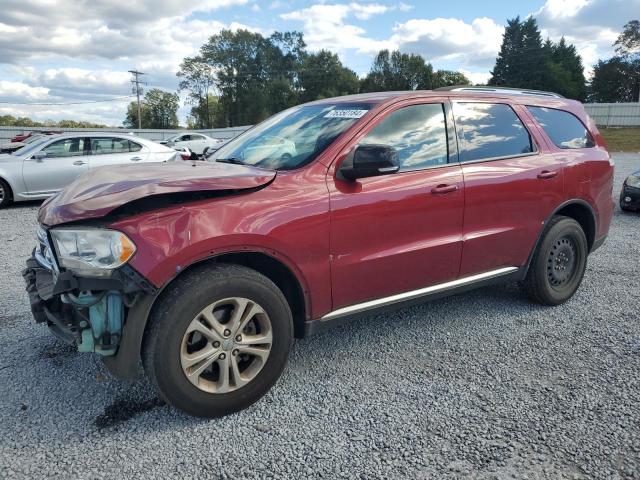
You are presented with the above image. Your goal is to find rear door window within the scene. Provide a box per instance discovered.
[527,106,595,149]
[454,103,534,162]
[90,137,133,155]
[360,103,449,171]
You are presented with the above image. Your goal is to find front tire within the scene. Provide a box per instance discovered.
[0,179,12,208]
[522,216,588,306]
[143,263,293,418]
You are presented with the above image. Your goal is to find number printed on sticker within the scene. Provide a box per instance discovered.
[324,109,369,119]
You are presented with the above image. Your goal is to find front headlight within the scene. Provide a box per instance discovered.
[626,175,640,188]
[50,229,136,277]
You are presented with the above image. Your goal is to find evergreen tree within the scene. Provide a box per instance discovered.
[489,17,524,86]
[519,17,546,89]
[489,17,586,99]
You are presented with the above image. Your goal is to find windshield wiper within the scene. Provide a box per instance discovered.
[215,157,246,165]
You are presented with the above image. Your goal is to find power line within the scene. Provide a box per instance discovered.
[0,95,136,106]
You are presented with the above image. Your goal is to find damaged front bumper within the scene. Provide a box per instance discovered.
[23,247,158,379]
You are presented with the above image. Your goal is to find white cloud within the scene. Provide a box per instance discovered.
[535,0,638,74]
[0,81,50,101]
[398,3,414,12]
[390,17,504,68]
[349,3,390,20]
[281,3,394,55]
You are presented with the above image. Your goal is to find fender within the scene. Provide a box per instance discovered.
[103,247,311,381]
[522,198,597,276]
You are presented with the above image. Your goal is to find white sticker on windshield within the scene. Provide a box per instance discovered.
[324,109,369,119]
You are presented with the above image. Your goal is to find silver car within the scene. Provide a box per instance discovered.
[0,133,180,208]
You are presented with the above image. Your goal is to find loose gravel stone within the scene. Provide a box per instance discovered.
[0,154,639,479]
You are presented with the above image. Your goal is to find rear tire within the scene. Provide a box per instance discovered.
[0,179,12,208]
[522,216,588,306]
[143,263,293,418]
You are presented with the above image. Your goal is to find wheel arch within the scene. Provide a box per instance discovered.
[523,199,597,276]
[104,249,310,381]
[0,174,14,201]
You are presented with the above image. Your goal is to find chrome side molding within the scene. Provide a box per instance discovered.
[321,267,519,321]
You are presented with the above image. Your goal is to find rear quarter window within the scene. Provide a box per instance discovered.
[527,106,595,149]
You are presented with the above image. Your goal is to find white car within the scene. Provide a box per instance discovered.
[241,135,296,164]
[160,133,226,156]
[0,133,180,208]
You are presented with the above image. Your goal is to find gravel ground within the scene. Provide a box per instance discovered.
[0,154,639,479]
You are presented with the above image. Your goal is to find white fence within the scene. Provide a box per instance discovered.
[0,125,251,146]
[584,103,640,127]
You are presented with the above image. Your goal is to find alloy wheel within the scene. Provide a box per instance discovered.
[180,297,272,394]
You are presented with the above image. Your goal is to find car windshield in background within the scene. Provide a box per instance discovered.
[209,103,373,170]
[12,137,52,156]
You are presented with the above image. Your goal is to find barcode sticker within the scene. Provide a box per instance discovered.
[324,109,369,119]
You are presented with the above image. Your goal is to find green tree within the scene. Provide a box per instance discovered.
[588,20,640,102]
[614,20,640,57]
[298,50,359,102]
[490,17,586,99]
[199,29,305,127]
[589,57,640,102]
[543,37,587,100]
[177,56,216,128]
[360,50,434,92]
[124,88,179,129]
[432,70,471,88]
[489,17,524,86]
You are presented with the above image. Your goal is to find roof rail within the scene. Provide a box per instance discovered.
[435,85,564,99]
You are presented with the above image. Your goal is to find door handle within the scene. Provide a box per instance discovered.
[130,156,143,162]
[73,160,86,166]
[431,184,458,194]
[537,170,558,180]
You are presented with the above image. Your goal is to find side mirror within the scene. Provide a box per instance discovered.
[33,151,47,162]
[339,144,399,181]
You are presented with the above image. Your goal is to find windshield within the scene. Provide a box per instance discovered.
[209,103,373,170]
[12,137,52,156]
[164,134,182,142]
[23,135,44,144]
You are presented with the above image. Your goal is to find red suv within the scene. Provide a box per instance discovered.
[24,87,614,417]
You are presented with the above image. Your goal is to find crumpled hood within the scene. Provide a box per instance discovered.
[38,161,276,226]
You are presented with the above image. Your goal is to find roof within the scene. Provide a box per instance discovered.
[311,88,579,109]
[44,132,141,140]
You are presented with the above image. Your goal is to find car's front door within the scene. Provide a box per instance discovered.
[327,99,465,310]
[187,134,207,154]
[23,137,89,195]
[451,101,565,277]
[87,137,150,168]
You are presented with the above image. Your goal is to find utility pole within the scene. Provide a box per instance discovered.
[128,70,146,129]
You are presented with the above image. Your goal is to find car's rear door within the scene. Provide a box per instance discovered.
[451,100,565,276]
[327,98,465,310]
[87,137,150,168]
[23,137,89,195]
